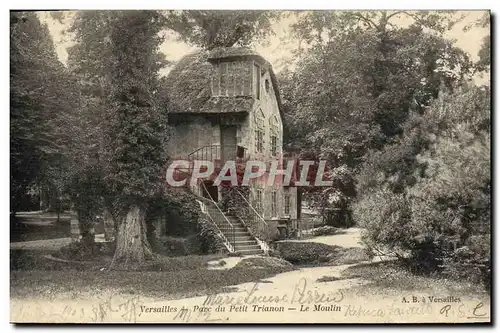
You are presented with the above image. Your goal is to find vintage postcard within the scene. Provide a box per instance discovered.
[10,9,491,324]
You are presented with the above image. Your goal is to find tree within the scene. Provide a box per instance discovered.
[466,12,490,73]
[281,11,473,225]
[66,10,171,258]
[65,10,120,242]
[354,85,490,283]
[102,11,170,269]
[10,12,78,214]
[163,10,279,50]
[289,11,472,137]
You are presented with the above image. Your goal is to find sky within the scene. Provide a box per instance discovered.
[37,10,490,82]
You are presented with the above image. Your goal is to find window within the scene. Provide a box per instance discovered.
[271,191,277,217]
[212,61,252,97]
[270,115,279,132]
[269,115,279,156]
[254,108,265,153]
[255,130,264,153]
[253,63,261,100]
[271,135,277,156]
[255,189,263,214]
[284,187,290,215]
[265,79,270,93]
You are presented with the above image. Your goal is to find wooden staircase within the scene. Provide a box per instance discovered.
[204,203,264,255]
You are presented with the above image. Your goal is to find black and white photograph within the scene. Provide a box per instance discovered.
[8,9,491,323]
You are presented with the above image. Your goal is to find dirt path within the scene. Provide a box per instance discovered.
[294,228,365,248]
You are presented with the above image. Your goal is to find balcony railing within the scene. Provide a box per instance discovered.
[188,144,247,162]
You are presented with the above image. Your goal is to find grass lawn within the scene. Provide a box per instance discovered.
[10,250,293,300]
[340,260,489,298]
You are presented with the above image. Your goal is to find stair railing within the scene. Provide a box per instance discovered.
[234,188,270,243]
[200,181,236,251]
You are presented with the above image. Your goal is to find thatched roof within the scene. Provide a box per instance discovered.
[165,47,284,120]
[207,47,267,63]
[164,50,213,114]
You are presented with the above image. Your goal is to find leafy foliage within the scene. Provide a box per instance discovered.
[310,226,339,237]
[10,12,79,213]
[354,86,490,285]
[164,10,279,50]
[197,215,228,254]
[101,11,170,203]
[276,242,338,264]
[281,10,473,226]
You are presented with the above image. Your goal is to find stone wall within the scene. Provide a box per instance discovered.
[168,117,221,159]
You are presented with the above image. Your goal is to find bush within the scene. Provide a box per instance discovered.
[234,257,293,269]
[276,242,339,265]
[274,241,371,266]
[154,235,201,256]
[197,215,228,255]
[220,186,250,219]
[442,235,491,290]
[56,241,115,261]
[147,189,200,237]
[354,87,491,287]
[328,247,372,265]
[310,226,339,236]
[147,189,229,256]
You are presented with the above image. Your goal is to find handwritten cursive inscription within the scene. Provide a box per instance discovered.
[203,277,343,307]
[91,294,142,323]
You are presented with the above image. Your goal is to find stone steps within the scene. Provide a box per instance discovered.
[237,248,264,255]
[205,203,264,255]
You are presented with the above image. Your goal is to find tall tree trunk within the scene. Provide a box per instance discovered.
[110,204,154,270]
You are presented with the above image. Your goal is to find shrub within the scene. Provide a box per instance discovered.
[354,87,491,287]
[234,257,293,269]
[310,225,339,236]
[197,215,228,255]
[56,241,115,261]
[441,234,491,290]
[328,247,372,265]
[276,242,339,265]
[155,190,200,237]
[155,235,201,256]
[147,189,230,256]
[220,186,250,219]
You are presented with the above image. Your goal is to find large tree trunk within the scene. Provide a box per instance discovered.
[110,204,154,270]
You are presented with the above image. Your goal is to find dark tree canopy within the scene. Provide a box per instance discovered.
[280,10,474,226]
[10,12,78,213]
[164,10,278,50]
